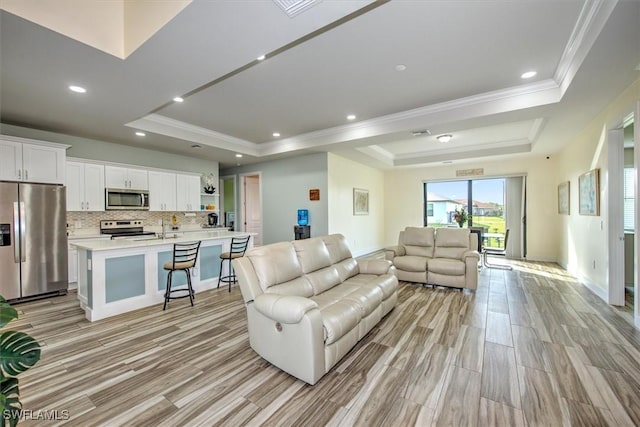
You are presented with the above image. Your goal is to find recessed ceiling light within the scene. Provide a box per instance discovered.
[257,55,266,61]
[346,114,356,121]
[395,64,407,71]
[135,131,146,137]
[443,160,453,164]
[191,144,202,149]
[69,85,86,93]
[272,132,281,137]
[521,71,537,79]
[437,134,453,143]
[235,154,243,158]
[173,96,184,103]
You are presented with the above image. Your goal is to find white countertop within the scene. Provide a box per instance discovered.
[71,231,252,251]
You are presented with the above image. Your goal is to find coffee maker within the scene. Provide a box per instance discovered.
[208,212,218,227]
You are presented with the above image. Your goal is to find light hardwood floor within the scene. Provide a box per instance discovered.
[10,261,640,426]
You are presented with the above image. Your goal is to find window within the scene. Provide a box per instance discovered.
[427,203,434,217]
[624,167,635,231]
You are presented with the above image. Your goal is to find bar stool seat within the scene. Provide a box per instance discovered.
[218,235,251,292]
[163,241,201,310]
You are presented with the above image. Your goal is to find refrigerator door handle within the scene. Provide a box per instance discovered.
[13,202,20,263]
[19,202,26,262]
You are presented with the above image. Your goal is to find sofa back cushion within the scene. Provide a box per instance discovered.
[402,227,435,257]
[293,237,332,273]
[433,228,470,260]
[247,242,313,297]
[322,234,359,281]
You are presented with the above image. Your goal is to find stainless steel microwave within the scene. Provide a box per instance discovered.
[105,188,149,210]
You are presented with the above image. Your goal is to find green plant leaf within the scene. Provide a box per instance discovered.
[0,331,41,378]
[0,377,21,427]
[0,301,18,329]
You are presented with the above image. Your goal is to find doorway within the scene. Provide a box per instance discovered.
[219,175,236,230]
[241,173,262,246]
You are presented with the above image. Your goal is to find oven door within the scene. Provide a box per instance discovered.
[105,189,149,210]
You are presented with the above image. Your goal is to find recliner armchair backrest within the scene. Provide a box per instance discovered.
[401,227,435,257]
[433,228,471,260]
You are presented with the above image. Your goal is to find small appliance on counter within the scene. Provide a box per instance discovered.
[100,219,156,240]
[208,212,218,227]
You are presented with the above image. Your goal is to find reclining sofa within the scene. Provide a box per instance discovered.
[385,227,479,290]
[233,234,398,385]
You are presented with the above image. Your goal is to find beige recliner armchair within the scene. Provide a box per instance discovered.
[385,227,479,290]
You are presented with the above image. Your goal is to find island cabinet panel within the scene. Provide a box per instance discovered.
[200,245,222,280]
[157,251,188,291]
[105,255,145,302]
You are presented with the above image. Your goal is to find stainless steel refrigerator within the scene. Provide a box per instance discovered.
[0,182,68,301]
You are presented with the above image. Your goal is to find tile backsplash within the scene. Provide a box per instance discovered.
[67,211,213,230]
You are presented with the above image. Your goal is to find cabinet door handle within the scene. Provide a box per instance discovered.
[25,170,28,180]
[86,201,89,210]
[81,202,84,210]
[17,169,21,180]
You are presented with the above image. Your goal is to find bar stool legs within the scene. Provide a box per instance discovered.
[163,269,195,310]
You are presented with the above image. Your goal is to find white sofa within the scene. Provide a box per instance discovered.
[385,227,480,290]
[233,234,398,385]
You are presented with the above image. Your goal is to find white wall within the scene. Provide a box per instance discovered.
[384,156,559,262]
[327,153,385,256]
[221,153,328,244]
[556,79,640,300]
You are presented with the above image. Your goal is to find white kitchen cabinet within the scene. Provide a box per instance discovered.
[0,136,67,184]
[176,174,201,211]
[66,161,105,211]
[105,165,148,190]
[148,171,176,211]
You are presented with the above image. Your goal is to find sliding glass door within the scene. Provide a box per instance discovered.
[424,177,524,257]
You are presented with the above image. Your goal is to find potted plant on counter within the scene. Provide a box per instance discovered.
[0,295,41,426]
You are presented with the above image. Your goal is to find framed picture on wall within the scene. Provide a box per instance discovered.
[578,169,600,216]
[353,188,369,215]
[558,181,570,215]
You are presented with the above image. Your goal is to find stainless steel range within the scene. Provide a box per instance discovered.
[100,219,156,240]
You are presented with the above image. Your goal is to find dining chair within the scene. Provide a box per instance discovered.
[163,241,201,310]
[218,235,251,292]
[483,229,512,270]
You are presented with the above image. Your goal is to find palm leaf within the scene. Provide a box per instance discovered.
[0,301,18,329]
[0,331,41,378]
[0,377,21,427]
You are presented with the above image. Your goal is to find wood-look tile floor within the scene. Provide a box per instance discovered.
[11,261,640,426]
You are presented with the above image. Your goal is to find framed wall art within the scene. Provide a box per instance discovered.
[353,188,369,215]
[578,168,600,216]
[558,181,570,215]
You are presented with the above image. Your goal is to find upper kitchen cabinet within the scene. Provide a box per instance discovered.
[148,171,176,211]
[176,174,201,211]
[0,136,68,184]
[66,161,105,211]
[105,165,148,190]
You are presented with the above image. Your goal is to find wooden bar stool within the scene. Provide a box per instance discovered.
[163,241,201,310]
[218,235,251,292]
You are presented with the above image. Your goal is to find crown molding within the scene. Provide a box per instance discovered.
[554,0,618,93]
[393,143,532,167]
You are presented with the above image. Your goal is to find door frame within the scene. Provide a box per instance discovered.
[239,171,263,245]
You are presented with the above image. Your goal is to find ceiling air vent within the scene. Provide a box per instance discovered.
[273,0,322,17]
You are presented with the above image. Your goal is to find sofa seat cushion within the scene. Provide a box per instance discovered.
[428,258,465,276]
[315,299,361,345]
[343,274,397,300]
[393,255,428,272]
[312,283,381,318]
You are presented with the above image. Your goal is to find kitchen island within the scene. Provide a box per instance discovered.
[71,230,253,321]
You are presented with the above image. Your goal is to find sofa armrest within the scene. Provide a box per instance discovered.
[358,259,394,275]
[463,250,480,261]
[253,294,318,324]
[384,245,405,260]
